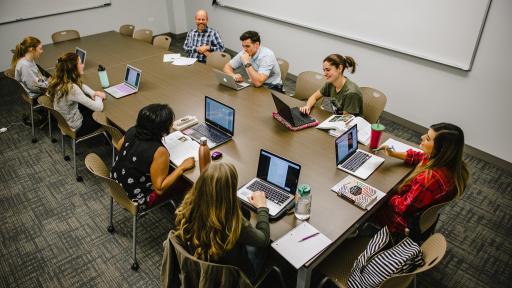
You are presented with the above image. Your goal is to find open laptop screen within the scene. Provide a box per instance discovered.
[335,124,358,164]
[124,65,141,88]
[256,149,301,193]
[205,96,235,135]
[75,47,86,64]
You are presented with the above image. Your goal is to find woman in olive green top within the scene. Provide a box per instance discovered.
[300,54,363,116]
[174,162,269,282]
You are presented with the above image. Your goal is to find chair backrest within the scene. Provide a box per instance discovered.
[119,24,135,37]
[419,201,451,233]
[360,86,387,124]
[277,58,289,83]
[92,111,124,146]
[133,29,153,44]
[293,71,324,101]
[51,30,80,43]
[37,95,76,138]
[168,233,254,288]
[84,153,138,215]
[153,35,172,50]
[4,68,15,79]
[379,233,447,288]
[5,68,33,103]
[206,51,232,71]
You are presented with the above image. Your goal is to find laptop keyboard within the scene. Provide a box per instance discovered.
[341,151,372,172]
[192,123,229,144]
[116,84,135,94]
[291,108,313,126]
[247,180,290,205]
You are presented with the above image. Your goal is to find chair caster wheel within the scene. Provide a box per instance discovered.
[64,155,70,161]
[107,225,115,233]
[131,262,139,271]
[76,176,83,182]
[51,138,57,143]
[31,138,37,143]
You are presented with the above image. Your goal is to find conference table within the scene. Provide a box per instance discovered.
[38,31,415,288]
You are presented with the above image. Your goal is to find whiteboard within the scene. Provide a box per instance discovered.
[0,0,111,25]
[216,0,491,71]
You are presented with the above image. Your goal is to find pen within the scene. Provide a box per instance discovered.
[298,232,320,242]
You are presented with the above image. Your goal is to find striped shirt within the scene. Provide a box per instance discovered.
[183,27,224,62]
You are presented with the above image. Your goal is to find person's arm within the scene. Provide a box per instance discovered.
[81,83,106,101]
[300,90,323,114]
[182,31,195,56]
[224,53,244,82]
[18,62,46,93]
[238,191,270,247]
[242,53,272,87]
[150,147,195,195]
[69,84,104,112]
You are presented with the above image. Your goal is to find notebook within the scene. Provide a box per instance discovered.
[183,96,235,149]
[104,65,142,99]
[335,124,384,180]
[213,69,250,90]
[272,93,316,127]
[331,175,385,210]
[75,47,86,66]
[237,149,301,219]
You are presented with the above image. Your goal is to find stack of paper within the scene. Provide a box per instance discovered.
[162,131,199,165]
[163,53,181,62]
[381,138,421,153]
[327,116,371,145]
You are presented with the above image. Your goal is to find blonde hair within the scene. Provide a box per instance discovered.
[11,36,41,69]
[174,162,243,261]
[47,52,82,102]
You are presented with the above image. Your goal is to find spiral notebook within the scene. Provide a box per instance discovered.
[331,175,386,210]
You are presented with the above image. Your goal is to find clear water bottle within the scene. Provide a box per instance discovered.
[198,137,211,173]
[295,184,312,220]
[98,65,110,88]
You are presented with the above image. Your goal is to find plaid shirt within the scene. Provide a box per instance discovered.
[183,27,224,62]
[376,149,455,233]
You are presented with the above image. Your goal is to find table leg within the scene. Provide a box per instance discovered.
[296,266,312,288]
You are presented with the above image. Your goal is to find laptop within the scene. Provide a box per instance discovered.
[237,149,301,219]
[271,93,316,127]
[335,124,385,180]
[75,47,86,66]
[183,96,235,149]
[213,69,250,90]
[104,65,142,99]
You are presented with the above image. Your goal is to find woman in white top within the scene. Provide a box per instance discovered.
[11,36,49,98]
[47,52,106,137]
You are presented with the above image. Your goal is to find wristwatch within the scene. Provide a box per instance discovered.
[244,62,252,68]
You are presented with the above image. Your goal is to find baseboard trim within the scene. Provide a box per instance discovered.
[381,111,512,172]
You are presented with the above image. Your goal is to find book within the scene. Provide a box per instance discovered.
[327,116,372,145]
[316,114,354,130]
[271,222,332,269]
[162,131,199,165]
[331,175,385,210]
[381,138,422,153]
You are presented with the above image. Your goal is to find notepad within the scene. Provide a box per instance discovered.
[172,57,197,66]
[163,53,181,62]
[162,131,199,165]
[381,138,421,153]
[271,222,332,269]
[331,175,385,210]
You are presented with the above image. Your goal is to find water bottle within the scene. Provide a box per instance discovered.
[295,184,312,220]
[198,137,211,173]
[98,65,110,88]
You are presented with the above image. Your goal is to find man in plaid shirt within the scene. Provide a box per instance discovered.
[183,9,225,63]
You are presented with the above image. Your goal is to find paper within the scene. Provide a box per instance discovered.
[171,57,197,66]
[316,114,354,130]
[331,175,386,210]
[271,222,332,269]
[326,116,371,145]
[162,131,199,165]
[381,138,421,153]
[163,53,181,62]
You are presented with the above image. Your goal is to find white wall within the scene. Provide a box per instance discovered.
[167,0,187,34]
[0,0,171,70]
[183,0,511,163]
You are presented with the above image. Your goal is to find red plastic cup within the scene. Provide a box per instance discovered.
[370,123,385,149]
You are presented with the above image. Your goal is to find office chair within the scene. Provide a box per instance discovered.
[153,35,172,50]
[85,153,179,271]
[51,30,80,43]
[360,87,387,124]
[206,51,232,71]
[316,233,447,288]
[119,24,135,37]
[92,111,124,166]
[277,57,289,85]
[37,95,106,182]
[293,71,324,101]
[133,29,153,44]
[163,232,286,288]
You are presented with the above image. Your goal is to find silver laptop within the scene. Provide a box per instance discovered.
[104,65,142,99]
[213,69,250,90]
[75,47,86,66]
[335,125,384,180]
[237,149,301,219]
[183,96,235,149]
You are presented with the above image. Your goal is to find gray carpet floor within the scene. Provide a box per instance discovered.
[1,38,511,287]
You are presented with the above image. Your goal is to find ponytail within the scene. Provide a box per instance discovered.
[10,36,42,69]
[323,54,357,74]
[48,52,81,102]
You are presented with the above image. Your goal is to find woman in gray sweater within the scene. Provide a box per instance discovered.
[11,36,49,99]
[47,52,106,137]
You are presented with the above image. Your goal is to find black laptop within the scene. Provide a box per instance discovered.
[271,93,316,127]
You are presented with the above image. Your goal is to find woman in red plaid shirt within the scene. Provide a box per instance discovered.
[374,122,469,236]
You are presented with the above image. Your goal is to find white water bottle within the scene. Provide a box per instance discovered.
[295,184,312,220]
[98,65,110,88]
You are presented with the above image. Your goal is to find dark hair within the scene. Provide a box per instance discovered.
[323,54,357,74]
[47,52,81,102]
[240,30,260,44]
[135,104,174,140]
[11,36,42,69]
